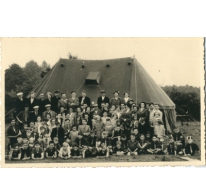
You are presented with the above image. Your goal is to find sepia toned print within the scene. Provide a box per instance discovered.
[0,38,205,167]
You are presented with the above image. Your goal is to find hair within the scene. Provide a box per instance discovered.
[154,103,159,106]
[72,125,77,129]
[71,91,76,94]
[123,92,129,96]
[149,102,154,106]
[49,141,55,145]
[113,91,119,95]
[152,135,157,138]
[61,93,66,96]
[139,102,146,108]
[82,118,87,122]
[106,118,111,121]
[140,134,145,138]
[55,122,60,126]
[133,127,138,131]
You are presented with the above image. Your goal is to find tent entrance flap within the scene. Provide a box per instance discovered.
[85,71,101,85]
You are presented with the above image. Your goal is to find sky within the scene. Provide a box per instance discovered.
[1,38,204,87]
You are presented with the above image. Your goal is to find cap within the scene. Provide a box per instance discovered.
[54,89,60,93]
[101,90,106,93]
[40,93,44,96]
[17,92,23,96]
[45,104,51,108]
[33,106,39,109]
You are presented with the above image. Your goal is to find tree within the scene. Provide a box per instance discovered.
[40,60,51,78]
[5,64,26,92]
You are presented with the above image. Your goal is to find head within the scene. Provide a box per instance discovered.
[152,135,157,142]
[124,92,129,98]
[73,144,79,151]
[106,118,111,126]
[116,124,121,131]
[30,92,35,98]
[116,143,121,149]
[30,122,35,128]
[54,90,60,97]
[120,103,125,110]
[187,136,193,144]
[140,102,146,108]
[17,137,23,143]
[40,93,44,99]
[154,103,160,110]
[26,128,32,136]
[13,144,19,151]
[77,107,82,113]
[173,127,180,134]
[130,133,136,141]
[56,122,61,129]
[96,115,101,121]
[22,143,29,149]
[61,93,66,100]
[140,134,145,141]
[10,119,16,126]
[57,114,62,119]
[81,90,86,97]
[60,106,65,112]
[133,106,138,112]
[49,141,55,149]
[17,92,23,99]
[29,137,35,144]
[149,103,154,110]
[62,142,69,150]
[113,91,119,97]
[101,102,106,108]
[146,132,151,138]
[90,131,95,137]
[37,116,41,122]
[133,128,138,135]
[53,137,59,144]
[71,91,76,97]
[84,113,89,119]
[86,106,91,113]
[23,123,28,130]
[46,105,51,111]
[82,119,87,125]
[47,92,52,99]
[40,127,45,134]
[34,142,40,149]
[168,137,174,144]
[72,125,77,131]
[65,137,71,144]
[103,111,108,117]
[154,112,160,118]
[51,118,56,125]
[24,105,29,111]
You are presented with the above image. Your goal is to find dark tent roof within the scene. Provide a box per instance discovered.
[32,57,175,109]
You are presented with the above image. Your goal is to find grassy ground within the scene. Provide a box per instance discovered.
[4,121,201,164]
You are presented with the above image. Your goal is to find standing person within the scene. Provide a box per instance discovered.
[148,103,155,122]
[97,90,110,109]
[51,90,61,113]
[122,92,132,106]
[16,104,31,129]
[79,90,91,107]
[110,91,122,108]
[7,119,21,149]
[42,104,57,119]
[137,102,148,122]
[154,120,165,141]
[27,92,39,111]
[58,93,68,111]
[68,91,79,111]
[15,92,27,115]
[153,103,163,120]
[38,93,45,115]
[78,119,91,145]
[30,106,41,123]
[44,92,53,110]
[138,117,150,136]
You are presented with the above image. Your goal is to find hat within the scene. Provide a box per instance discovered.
[91,103,98,107]
[54,89,60,93]
[33,106,39,109]
[101,90,106,93]
[40,93,44,96]
[17,92,23,96]
[45,104,51,108]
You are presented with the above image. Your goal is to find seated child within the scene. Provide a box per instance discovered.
[147,135,164,155]
[35,116,42,134]
[171,126,185,155]
[112,124,123,146]
[23,128,34,140]
[138,134,149,155]
[69,125,79,146]
[127,133,138,155]
[96,142,108,157]
[37,136,46,149]
[110,113,118,128]
[164,136,177,155]
[184,136,200,156]
[120,134,128,149]
[75,115,82,127]
[131,128,140,141]
[8,144,21,160]
[53,137,61,154]
[28,137,35,149]
[33,127,39,141]
[21,142,32,160]
[70,144,81,158]
[39,126,46,139]
[113,143,124,155]
[31,142,44,160]
[43,133,51,150]
[20,123,28,138]
[16,137,23,149]
[59,142,71,159]
[45,141,57,158]
[145,131,152,144]
[88,131,97,147]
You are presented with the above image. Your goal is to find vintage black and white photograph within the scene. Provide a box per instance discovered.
[1,38,205,167]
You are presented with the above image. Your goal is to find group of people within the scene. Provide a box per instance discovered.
[6,89,200,161]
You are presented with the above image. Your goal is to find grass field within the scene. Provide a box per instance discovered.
[4,121,202,164]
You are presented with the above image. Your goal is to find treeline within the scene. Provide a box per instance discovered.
[161,85,200,120]
[5,60,51,114]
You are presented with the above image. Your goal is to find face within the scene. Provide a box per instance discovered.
[30,122,34,127]
[116,126,121,131]
[57,114,61,118]
[54,139,58,143]
[17,138,23,143]
[106,120,111,125]
[174,128,179,134]
[29,138,34,143]
[96,116,101,121]
[23,124,28,129]
[188,139,193,144]
[124,93,129,97]
[155,112,159,117]
[105,103,109,107]
[11,120,15,126]
[146,134,151,138]
[131,135,135,141]
[121,104,125,109]
[73,147,78,151]
[133,107,137,111]
[60,107,65,111]
[140,120,145,125]
[86,107,91,112]
[72,126,77,131]
[140,103,145,108]
[51,119,55,125]
[77,108,81,112]
[85,115,88,119]
[155,105,159,110]
[152,137,157,142]
[40,129,45,134]
[35,144,40,149]
[26,131,32,136]
[82,92,86,97]
[46,107,51,111]
[49,143,54,149]
[40,94,44,99]
[149,104,154,110]
[37,117,41,122]
[114,92,118,97]
[69,108,73,112]
[25,107,29,111]
[82,120,87,125]
[90,133,95,137]
[133,129,138,134]
[140,135,145,141]
[117,144,121,149]
[103,112,107,116]
[30,93,35,98]
[54,92,59,97]
[71,92,76,97]
[56,124,61,129]
[23,144,28,149]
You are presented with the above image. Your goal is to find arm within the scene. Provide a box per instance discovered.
[40,152,44,159]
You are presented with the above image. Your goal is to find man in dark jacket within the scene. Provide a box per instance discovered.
[79,90,91,107]
[51,122,65,145]
[38,93,45,116]
[97,90,110,109]
[27,92,39,111]
[15,92,28,115]
[30,106,41,123]
[51,90,61,113]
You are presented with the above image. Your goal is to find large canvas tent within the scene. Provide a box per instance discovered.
[32,57,176,132]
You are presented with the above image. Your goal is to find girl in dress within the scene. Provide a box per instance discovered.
[93,115,104,140]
